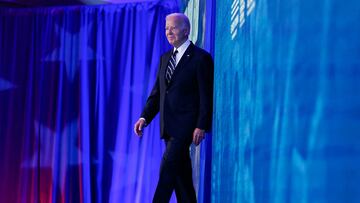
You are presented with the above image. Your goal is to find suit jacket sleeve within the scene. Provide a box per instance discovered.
[140,62,161,124]
[196,53,214,131]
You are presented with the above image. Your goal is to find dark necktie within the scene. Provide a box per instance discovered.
[165,50,178,84]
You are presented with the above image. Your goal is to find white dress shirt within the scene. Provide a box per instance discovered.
[173,39,191,66]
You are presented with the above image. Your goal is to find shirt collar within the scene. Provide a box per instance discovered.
[173,39,191,55]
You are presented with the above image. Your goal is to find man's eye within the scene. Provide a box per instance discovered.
[166,27,177,31]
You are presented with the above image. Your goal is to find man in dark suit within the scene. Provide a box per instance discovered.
[134,13,213,203]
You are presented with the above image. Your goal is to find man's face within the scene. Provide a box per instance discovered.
[165,16,189,48]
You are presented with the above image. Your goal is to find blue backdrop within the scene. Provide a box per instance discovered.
[0,2,181,202]
[212,0,360,202]
[2,0,359,202]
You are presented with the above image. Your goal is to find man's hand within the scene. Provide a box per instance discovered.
[193,128,205,146]
[134,118,146,137]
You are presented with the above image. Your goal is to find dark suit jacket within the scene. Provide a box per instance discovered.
[141,42,214,141]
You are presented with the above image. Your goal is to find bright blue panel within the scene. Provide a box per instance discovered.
[213,0,360,202]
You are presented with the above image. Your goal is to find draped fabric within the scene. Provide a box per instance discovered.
[0,2,181,202]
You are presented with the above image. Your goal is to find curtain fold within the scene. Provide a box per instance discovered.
[0,2,178,202]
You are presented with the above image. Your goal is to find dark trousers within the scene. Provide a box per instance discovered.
[152,136,197,203]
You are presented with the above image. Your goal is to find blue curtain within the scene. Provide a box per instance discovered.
[0,2,179,202]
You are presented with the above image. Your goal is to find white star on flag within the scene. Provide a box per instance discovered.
[42,22,103,81]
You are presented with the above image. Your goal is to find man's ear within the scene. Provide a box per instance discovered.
[184,28,190,36]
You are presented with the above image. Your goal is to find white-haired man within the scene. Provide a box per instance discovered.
[134,13,214,202]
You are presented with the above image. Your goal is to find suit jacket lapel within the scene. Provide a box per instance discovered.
[168,43,194,85]
[161,50,172,87]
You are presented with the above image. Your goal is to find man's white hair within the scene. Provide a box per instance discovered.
[166,13,191,31]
